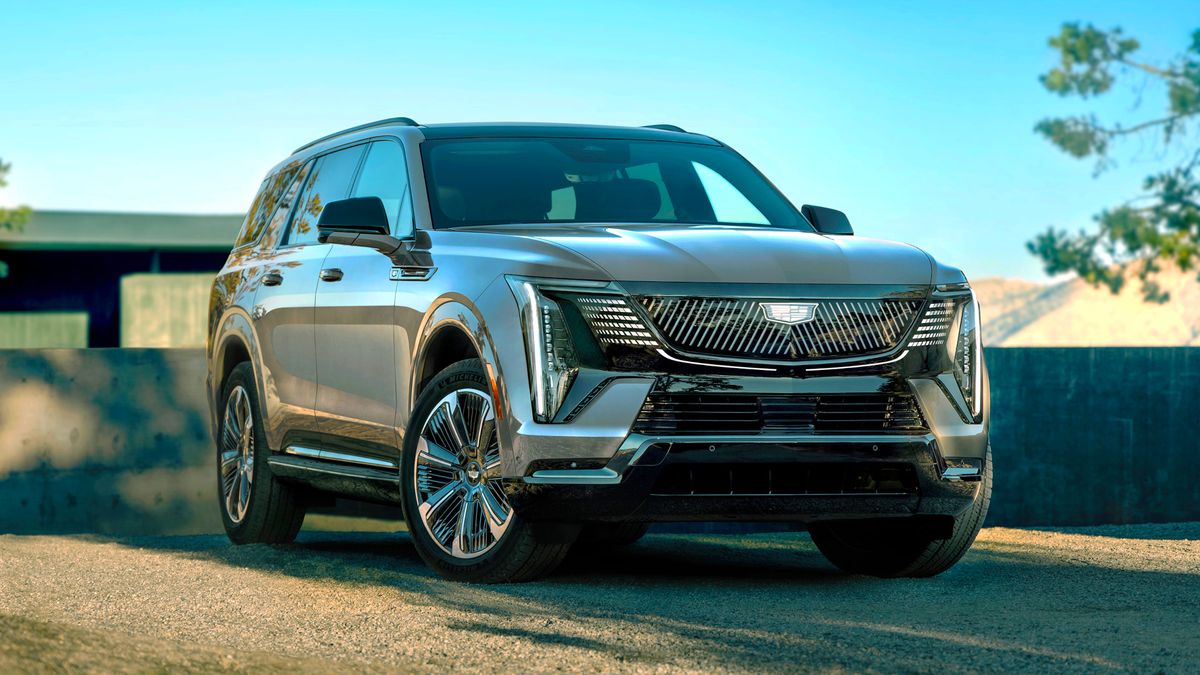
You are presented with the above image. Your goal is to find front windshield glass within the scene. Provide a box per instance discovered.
[421,138,810,230]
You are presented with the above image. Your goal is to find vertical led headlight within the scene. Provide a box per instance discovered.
[506,277,581,422]
[946,290,983,419]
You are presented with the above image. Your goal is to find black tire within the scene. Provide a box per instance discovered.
[576,522,651,548]
[809,445,993,578]
[401,359,575,583]
[217,362,306,544]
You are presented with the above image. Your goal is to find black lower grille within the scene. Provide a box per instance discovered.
[651,462,919,496]
[632,393,928,435]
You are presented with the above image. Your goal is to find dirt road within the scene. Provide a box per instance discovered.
[1,523,1197,673]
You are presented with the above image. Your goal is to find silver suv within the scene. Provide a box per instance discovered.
[207,119,991,582]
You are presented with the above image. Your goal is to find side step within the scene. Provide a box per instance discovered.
[268,455,397,482]
[267,455,403,505]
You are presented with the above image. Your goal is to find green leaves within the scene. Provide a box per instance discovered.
[0,158,31,232]
[1033,116,1106,158]
[1039,23,1139,98]
[1029,23,1200,302]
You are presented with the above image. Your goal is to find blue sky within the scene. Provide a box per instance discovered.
[1,0,1195,280]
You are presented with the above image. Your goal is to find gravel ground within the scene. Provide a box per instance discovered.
[1,523,1197,673]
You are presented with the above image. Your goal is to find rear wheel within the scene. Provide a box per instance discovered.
[809,445,992,577]
[217,362,306,544]
[401,359,575,583]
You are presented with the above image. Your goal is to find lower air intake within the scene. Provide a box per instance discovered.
[650,462,919,496]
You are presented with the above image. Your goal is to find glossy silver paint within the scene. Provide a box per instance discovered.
[206,121,986,496]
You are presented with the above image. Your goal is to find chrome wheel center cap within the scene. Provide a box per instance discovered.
[465,462,483,484]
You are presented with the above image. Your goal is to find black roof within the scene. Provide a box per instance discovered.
[418,122,718,144]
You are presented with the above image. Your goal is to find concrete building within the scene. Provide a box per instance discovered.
[0,210,241,347]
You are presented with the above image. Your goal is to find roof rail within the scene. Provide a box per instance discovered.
[293,117,420,154]
[643,124,687,133]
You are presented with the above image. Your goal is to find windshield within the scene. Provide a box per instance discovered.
[421,138,810,230]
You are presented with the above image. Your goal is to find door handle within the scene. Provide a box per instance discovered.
[320,268,344,282]
[261,271,284,286]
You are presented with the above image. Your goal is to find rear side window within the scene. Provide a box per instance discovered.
[260,162,312,248]
[352,140,413,237]
[234,163,304,248]
[283,145,367,246]
[233,179,270,248]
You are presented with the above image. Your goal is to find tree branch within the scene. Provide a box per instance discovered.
[1116,57,1184,80]
[1092,112,1198,138]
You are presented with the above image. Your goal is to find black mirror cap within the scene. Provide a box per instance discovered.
[801,204,853,235]
[317,197,390,241]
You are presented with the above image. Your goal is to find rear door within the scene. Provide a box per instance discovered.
[314,139,414,458]
[252,144,366,443]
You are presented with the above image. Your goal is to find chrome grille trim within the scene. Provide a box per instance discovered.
[908,299,954,347]
[575,296,660,347]
[637,296,922,360]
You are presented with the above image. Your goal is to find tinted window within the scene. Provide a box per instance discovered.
[352,140,413,237]
[233,178,269,248]
[283,145,366,246]
[260,162,311,248]
[422,138,807,230]
[235,163,304,248]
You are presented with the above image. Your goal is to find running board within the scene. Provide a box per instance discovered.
[267,455,398,483]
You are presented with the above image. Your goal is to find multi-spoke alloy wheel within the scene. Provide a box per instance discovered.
[219,384,255,523]
[401,359,575,583]
[216,362,305,544]
[414,388,512,559]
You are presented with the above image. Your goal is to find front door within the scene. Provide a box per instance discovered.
[255,143,367,447]
[314,139,414,460]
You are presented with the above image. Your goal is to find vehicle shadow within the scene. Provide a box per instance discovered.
[109,528,1200,672]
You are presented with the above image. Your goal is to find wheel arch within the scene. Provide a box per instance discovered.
[208,308,264,441]
[408,297,509,431]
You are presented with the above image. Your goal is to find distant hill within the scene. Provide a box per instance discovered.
[975,265,1200,346]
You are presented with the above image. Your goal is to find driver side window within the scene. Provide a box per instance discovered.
[352,140,414,238]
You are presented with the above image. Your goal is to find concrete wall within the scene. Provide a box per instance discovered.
[120,273,215,348]
[985,347,1200,526]
[0,347,1197,535]
[0,349,218,534]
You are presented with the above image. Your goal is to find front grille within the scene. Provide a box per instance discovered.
[632,393,928,435]
[638,296,921,360]
[651,462,918,496]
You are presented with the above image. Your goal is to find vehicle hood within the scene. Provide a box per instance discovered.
[458,223,934,285]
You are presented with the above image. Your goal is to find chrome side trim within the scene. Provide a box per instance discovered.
[283,445,398,469]
[524,468,621,485]
[284,445,322,460]
[390,266,437,281]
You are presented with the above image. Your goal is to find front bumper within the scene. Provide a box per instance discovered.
[499,364,990,523]
[505,433,981,523]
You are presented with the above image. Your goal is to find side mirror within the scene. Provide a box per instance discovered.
[317,197,404,256]
[801,204,853,235]
[317,197,390,236]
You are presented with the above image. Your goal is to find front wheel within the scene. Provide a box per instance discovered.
[809,445,993,578]
[401,359,574,583]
